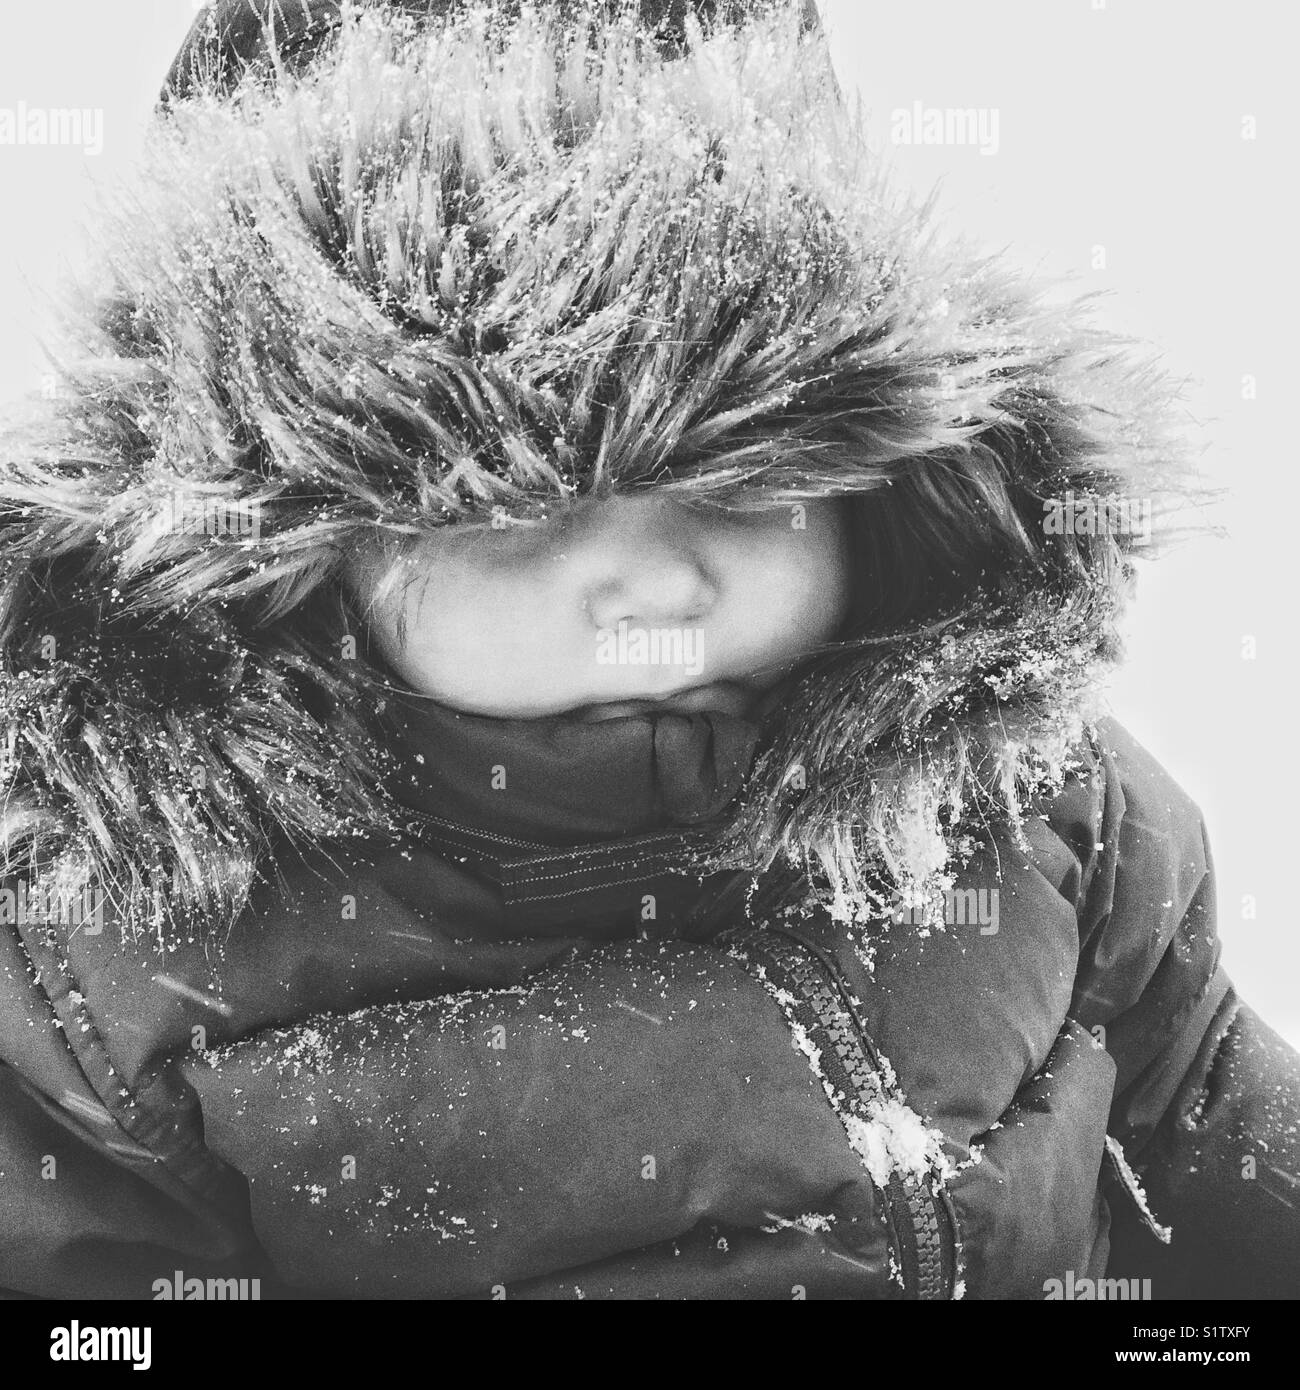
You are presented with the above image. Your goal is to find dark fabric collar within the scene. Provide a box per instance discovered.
[374,689,766,936]
[380,689,762,845]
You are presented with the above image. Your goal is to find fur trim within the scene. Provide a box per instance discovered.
[0,0,1198,945]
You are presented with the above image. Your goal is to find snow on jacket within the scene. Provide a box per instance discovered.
[0,0,1296,1298]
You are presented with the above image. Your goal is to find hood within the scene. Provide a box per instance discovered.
[0,0,1195,946]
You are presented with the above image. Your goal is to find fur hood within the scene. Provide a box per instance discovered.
[0,0,1195,946]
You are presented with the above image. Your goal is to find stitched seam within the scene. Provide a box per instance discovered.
[9,919,232,1203]
[505,869,701,905]
[401,808,549,852]
[504,851,693,880]
[408,809,709,869]
[505,853,698,894]
[507,833,710,871]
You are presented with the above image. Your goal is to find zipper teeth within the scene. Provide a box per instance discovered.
[788,937,950,1301]
[720,929,908,1291]
[767,924,955,1301]
[910,1184,946,1299]
[748,864,961,1299]
[723,924,955,1300]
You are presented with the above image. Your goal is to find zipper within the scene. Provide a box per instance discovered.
[720,916,960,1300]
[408,808,963,1293]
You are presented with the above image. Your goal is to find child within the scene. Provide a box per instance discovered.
[0,0,1295,1300]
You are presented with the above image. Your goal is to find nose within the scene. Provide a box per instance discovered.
[572,497,719,630]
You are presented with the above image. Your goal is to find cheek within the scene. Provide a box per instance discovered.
[399,562,511,666]
[729,506,852,646]
[367,546,569,700]
[348,547,456,677]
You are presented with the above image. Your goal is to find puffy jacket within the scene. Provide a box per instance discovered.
[2,697,1296,1299]
[2,0,1296,1300]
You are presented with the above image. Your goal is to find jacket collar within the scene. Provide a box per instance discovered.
[376,689,764,935]
[380,689,762,845]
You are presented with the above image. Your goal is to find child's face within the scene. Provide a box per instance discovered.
[346,495,852,720]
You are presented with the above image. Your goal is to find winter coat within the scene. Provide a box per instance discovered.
[1,693,1297,1299]
[1,0,1297,1299]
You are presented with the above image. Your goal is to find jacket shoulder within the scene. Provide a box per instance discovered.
[1037,719,1227,1143]
[1036,716,1212,951]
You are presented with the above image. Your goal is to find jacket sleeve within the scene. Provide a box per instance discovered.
[0,898,273,1300]
[177,935,891,1298]
[1051,718,1300,1298]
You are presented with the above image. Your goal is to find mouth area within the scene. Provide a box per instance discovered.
[566,681,758,724]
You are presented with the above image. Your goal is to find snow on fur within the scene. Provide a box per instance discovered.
[0,0,1197,946]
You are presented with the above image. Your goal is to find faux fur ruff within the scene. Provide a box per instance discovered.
[0,0,1196,947]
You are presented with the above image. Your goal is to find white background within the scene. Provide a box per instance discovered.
[0,0,1295,1044]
